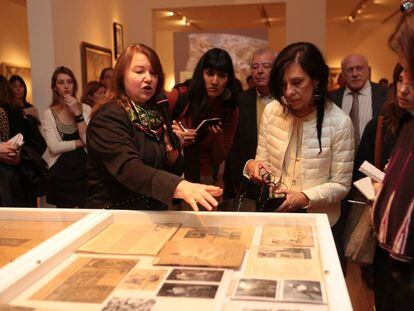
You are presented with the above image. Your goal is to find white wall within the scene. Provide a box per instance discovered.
[27,0,146,113]
[326,19,399,82]
[155,31,175,91]
[286,0,326,51]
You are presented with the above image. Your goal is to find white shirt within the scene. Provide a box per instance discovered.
[342,81,372,140]
[255,88,273,135]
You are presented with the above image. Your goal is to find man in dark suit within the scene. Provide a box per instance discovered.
[224,49,276,201]
[330,54,389,275]
[330,54,389,144]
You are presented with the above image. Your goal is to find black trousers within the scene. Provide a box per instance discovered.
[373,246,414,311]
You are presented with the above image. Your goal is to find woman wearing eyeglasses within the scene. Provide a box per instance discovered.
[244,42,354,231]
[369,2,414,309]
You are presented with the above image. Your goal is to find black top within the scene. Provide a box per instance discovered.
[224,88,261,200]
[86,101,183,210]
[47,130,88,207]
[353,117,399,181]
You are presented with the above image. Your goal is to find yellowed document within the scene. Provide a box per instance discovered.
[119,268,167,291]
[156,240,245,268]
[261,225,314,247]
[244,245,323,280]
[171,226,254,248]
[0,220,73,268]
[30,257,138,303]
[77,223,180,256]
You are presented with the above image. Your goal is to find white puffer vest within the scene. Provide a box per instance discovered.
[256,100,355,225]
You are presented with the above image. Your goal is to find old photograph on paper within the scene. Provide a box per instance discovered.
[281,280,324,304]
[171,226,254,248]
[119,268,167,291]
[78,223,180,256]
[233,278,277,300]
[167,268,224,282]
[261,225,314,248]
[30,257,138,303]
[101,297,156,311]
[156,240,245,268]
[257,247,312,260]
[244,246,322,280]
[157,283,218,299]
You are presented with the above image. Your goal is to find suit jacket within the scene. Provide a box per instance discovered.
[329,82,389,120]
[224,88,260,200]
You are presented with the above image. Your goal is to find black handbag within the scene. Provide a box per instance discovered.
[23,114,47,155]
[218,177,285,212]
[18,145,49,197]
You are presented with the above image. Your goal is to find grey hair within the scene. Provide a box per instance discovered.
[250,49,277,66]
[340,54,369,71]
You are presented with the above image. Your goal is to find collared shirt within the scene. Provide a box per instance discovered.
[280,110,316,193]
[255,88,273,134]
[342,81,372,139]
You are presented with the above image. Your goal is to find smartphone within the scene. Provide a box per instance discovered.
[195,118,222,132]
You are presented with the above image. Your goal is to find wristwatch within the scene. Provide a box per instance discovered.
[74,114,84,123]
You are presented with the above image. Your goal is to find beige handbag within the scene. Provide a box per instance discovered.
[344,201,376,265]
[343,116,384,265]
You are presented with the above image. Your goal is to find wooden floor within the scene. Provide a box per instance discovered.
[345,262,375,311]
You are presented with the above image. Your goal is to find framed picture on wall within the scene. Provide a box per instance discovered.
[328,67,342,91]
[80,42,112,87]
[113,22,124,59]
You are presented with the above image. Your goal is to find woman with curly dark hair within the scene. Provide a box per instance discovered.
[168,48,239,186]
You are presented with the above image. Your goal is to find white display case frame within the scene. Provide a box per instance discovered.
[0,209,352,310]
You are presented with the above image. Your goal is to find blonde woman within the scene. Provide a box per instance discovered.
[42,66,91,208]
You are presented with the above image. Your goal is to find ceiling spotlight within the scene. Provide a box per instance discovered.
[348,15,355,22]
[357,9,362,14]
[181,16,187,26]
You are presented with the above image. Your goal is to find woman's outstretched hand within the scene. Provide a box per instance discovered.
[174,180,223,211]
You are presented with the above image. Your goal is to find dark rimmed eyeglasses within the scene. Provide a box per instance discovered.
[260,168,287,190]
[256,168,288,212]
[401,1,414,13]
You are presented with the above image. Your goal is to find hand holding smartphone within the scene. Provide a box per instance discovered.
[195,118,222,132]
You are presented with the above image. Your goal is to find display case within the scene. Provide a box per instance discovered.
[0,209,352,311]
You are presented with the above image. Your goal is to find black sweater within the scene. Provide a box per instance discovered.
[86,101,183,210]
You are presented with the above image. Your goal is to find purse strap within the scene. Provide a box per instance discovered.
[374,116,384,168]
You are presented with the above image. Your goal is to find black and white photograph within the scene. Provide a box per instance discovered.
[233,278,277,300]
[167,268,224,282]
[184,229,207,239]
[101,297,156,311]
[282,280,324,303]
[157,283,218,299]
[257,247,312,260]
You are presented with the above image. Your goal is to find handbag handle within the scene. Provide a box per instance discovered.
[374,116,384,169]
